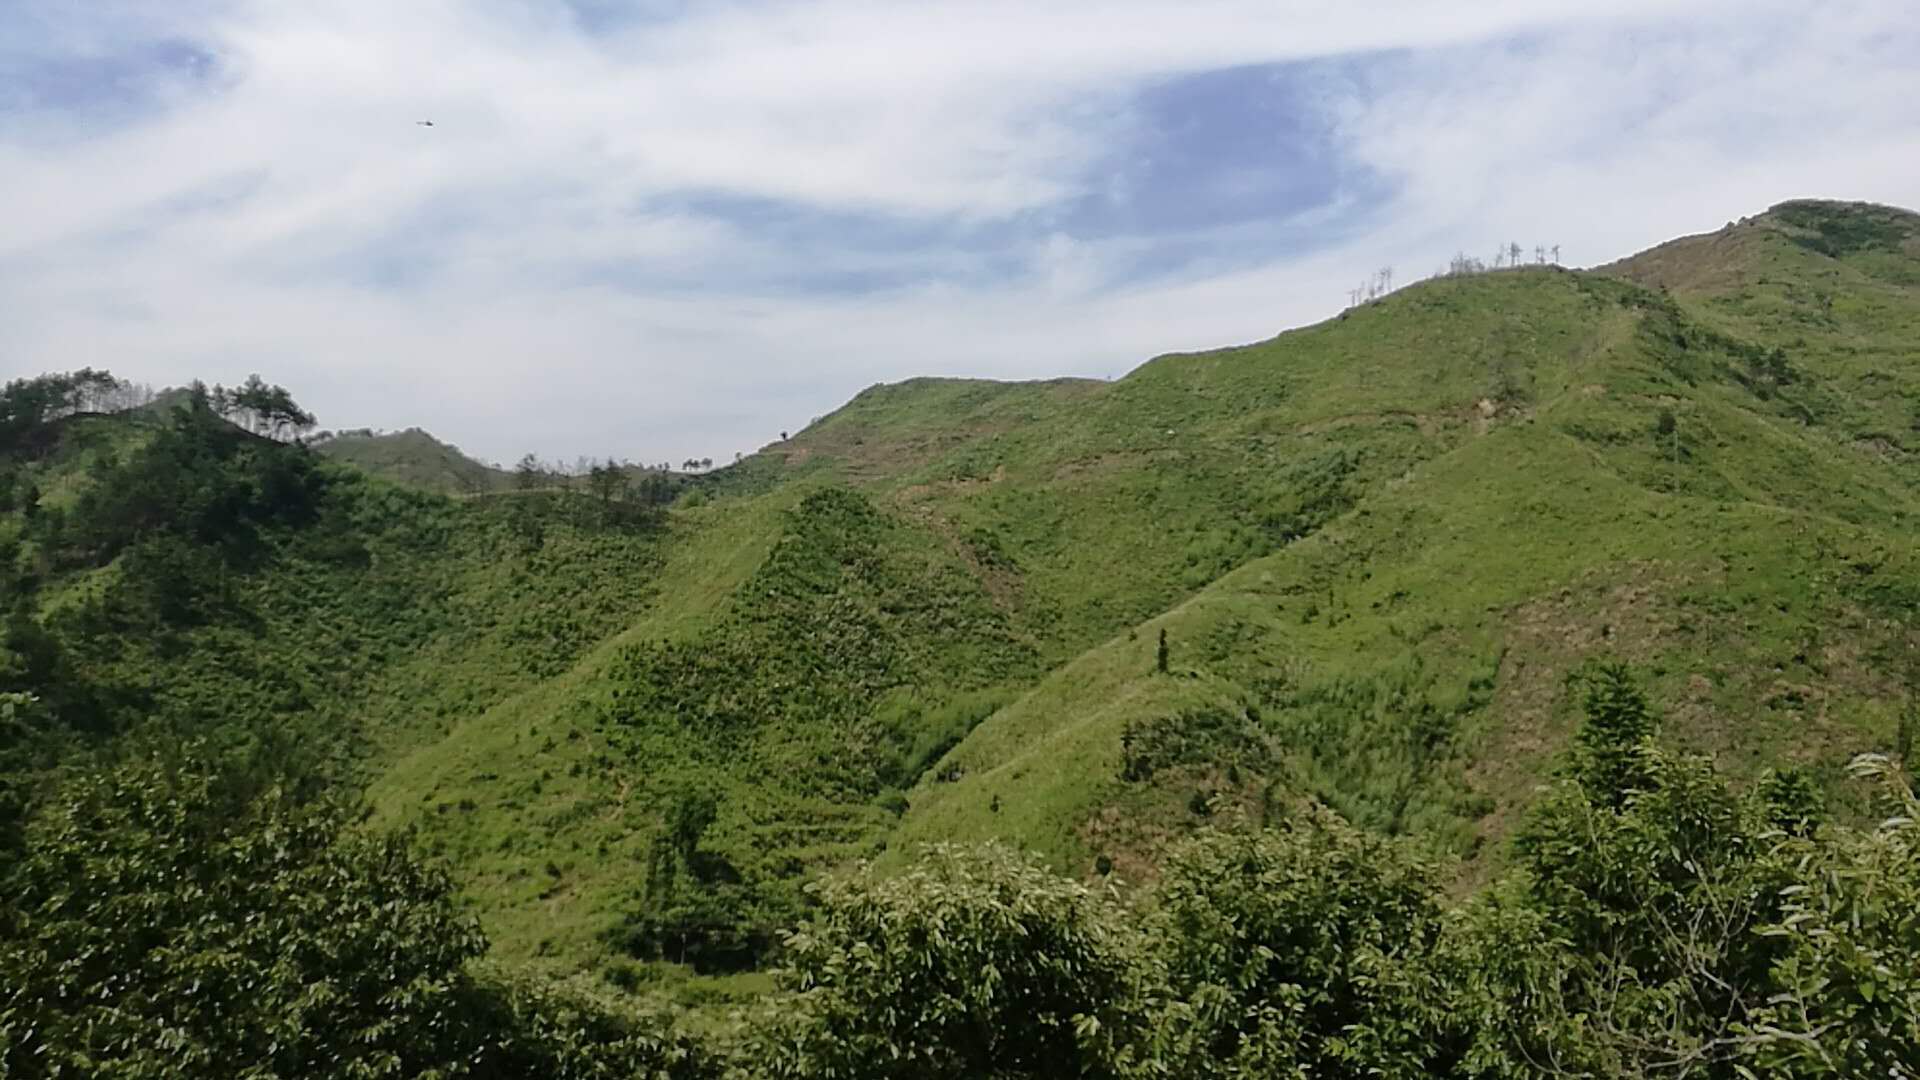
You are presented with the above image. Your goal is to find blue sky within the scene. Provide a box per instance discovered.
[2,0,1916,464]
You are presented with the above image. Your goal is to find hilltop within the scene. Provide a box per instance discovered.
[315,427,513,495]
[4,198,1917,1006]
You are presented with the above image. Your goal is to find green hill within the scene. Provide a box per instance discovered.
[346,200,1920,985]
[5,198,1918,1014]
[315,426,514,494]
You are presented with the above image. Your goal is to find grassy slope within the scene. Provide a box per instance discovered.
[364,493,790,973]
[317,428,513,494]
[364,203,1920,987]
[23,201,1909,990]
[895,203,1920,876]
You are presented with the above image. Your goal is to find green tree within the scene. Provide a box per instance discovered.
[0,369,126,452]
[1568,661,1657,807]
[1758,765,1825,836]
[588,458,627,506]
[515,453,544,491]
[616,790,773,972]
[0,754,484,1077]
[220,373,316,441]
[0,753,719,1079]
[1654,407,1680,461]
[1156,816,1456,1079]
[1512,668,1810,1075]
[760,843,1155,1079]
[1737,754,1920,1077]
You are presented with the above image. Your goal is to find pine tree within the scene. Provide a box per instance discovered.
[1572,662,1657,806]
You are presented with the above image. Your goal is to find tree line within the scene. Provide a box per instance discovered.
[1344,242,1566,309]
[507,453,683,509]
[0,370,155,452]
[1,369,314,454]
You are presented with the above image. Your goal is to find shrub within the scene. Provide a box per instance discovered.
[759,843,1156,1079]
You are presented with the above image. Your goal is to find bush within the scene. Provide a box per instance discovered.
[758,843,1156,1079]
[0,752,716,1079]
[0,754,485,1077]
[1155,815,1456,1078]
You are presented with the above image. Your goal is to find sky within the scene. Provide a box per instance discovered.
[2,1,1916,466]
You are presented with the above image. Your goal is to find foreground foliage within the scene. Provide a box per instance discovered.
[0,752,712,1079]
[743,665,1919,1078]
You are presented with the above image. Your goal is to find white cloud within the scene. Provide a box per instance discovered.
[1,0,1915,464]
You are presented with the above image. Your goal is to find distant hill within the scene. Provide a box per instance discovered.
[315,427,512,494]
[7,198,1918,1002]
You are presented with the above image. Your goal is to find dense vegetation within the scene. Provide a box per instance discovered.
[3,199,1919,1073]
[750,670,1920,1077]
[5,665,1914,1074]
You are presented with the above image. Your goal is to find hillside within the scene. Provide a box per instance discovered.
[5,199,1918,1024]
[315,427,514,494]
[344,200,1920,987]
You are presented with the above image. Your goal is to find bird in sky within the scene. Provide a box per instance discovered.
[416,120,435,127]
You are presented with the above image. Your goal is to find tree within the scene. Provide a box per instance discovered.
[1157,628,1169,674]
[515,453,544,491]
[1568,661,1658,806]
[1738,754,1920,1077]
[637,470,673,507]
[0,369,132,452]
[1655,407,1679,461]
[0,755,484,1077]
[1758,765,1824,836]
[219,373,316,441]
[616,789,771,972]
[758,843,1152,1079]
[1156,818,1455,1077]
[1508,666,1823,1076]
[587,458,626,505]
[0,754,719,1079]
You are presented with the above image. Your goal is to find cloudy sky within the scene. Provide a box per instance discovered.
[3,1,1915,465]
